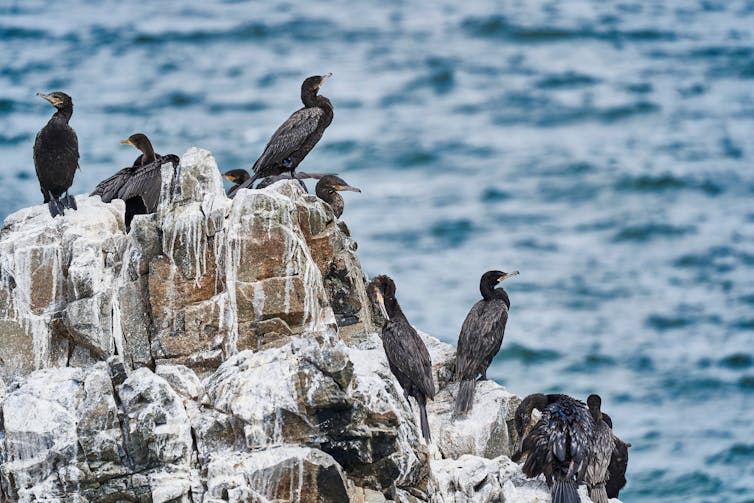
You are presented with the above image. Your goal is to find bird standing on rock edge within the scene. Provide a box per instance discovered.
[239,73,334,190]
[91,133,179,230]
[512,393,593,503]
[367,275,435,441]
[454,269,518,417]
[33,91,79,217]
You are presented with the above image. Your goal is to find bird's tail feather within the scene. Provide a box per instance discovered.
[551,480,580,503]
[454,379,476,417]
[416,395,431,442]
[589,485,609,503]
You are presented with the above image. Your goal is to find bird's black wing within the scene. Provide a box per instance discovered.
[252,107,324,174]
[383,320,435,399]
[116,162,163,212]
[456,299,508,379]
[91,167,132,202]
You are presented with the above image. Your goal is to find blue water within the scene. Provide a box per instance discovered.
[2,1,754,501]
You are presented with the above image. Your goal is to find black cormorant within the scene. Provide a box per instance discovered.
[586,394,614,503]
[222,169,250,198]
[240,74,334,189]
[91,133,179,229]
[454,270,518,416]
[315,175,361,218]
[33,92,79,217]
[367,275,435,441]
[512,393,593,503]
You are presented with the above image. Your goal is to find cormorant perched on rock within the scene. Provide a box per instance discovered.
[91,134,179,229]
[240,74,333,189]
[222,169,250,198]
[454,270,518,416]
[512,393,593,503]
[367,275,435,441]
[33,92,79,217]
[586,394,614,503]
[601,410,631,499]
[315,175,361,218]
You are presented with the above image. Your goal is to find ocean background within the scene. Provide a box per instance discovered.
[2,0,754,501]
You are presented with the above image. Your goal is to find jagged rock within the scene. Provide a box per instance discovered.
[0,147,621,503]
[206,447,350,502]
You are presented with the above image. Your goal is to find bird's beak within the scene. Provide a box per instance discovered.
[319,72,333,88]
[374,290,390,321]
[120,139,134,147]
[223,174,235,182]
[335,184,361,193]
[37,92,61,106]
[498,271,520,282]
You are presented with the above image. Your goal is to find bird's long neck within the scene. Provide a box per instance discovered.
[481,283,510,308]
[52,106,73,123]
[140,142,157,165]
[590,406,603,422]
[384,295,406,322]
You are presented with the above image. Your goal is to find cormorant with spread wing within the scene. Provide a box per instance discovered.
[91,133,178,229]
[454,270,518,416]
[367,275,435,441]
[512,393,593,503]
[33,92,79,217]
[240,74,333,189]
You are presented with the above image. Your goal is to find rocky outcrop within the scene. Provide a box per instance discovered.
[0,149,618,502]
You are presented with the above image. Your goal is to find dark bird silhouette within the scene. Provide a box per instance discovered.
[315,175,361,218]
[240,74,333,189]
[33,92,79,217]
[600,410,631,499]
[512,393,593,503]
[367,275,435,441]
[222,169,250,198]
[454,270,518,416]
[586,394,614,503]
[91,133,179,229]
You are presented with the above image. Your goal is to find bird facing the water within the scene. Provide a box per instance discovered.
[240,74,334,189]
[315,175,361,218]
[454,269,518,416]
[512,393,593,503]
[367,275,435,441]
[600,408,631,499]
[91,133,179,230]
[33,91,79,217]
[586,394,614,503]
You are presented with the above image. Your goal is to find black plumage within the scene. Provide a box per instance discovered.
[33,92,79,217]
[512,393,593,503]
[315,175,361,218]
[222,169,251,198]
[586,394,614,503]
[367,275,435,441]
[91,133,178,229]
[606,436,630,499]
[454,270,518,416]
[240,74,334,189]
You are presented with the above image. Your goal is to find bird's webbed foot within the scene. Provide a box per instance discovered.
[64,191,77,211]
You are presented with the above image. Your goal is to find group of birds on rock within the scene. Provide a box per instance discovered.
[366,266,631,502]
[32,73,360,223]
[32,75,629,502]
